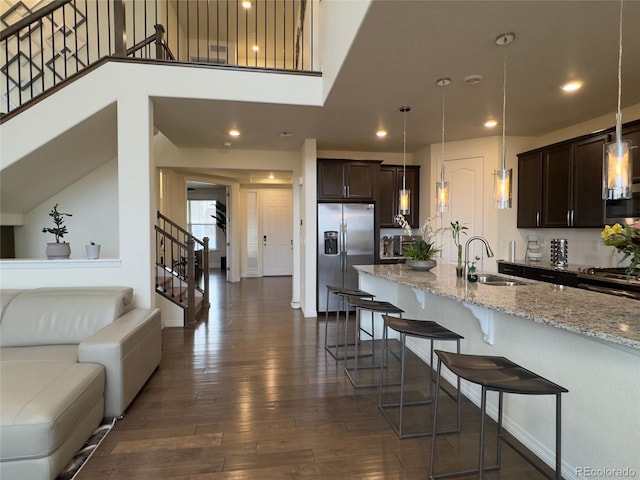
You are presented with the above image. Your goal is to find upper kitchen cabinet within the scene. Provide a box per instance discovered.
[571,134,607,227]
[518,133,606,228]
[317,159,380,201]
[517,151,543,228]
[379,165,420,227]
[542,143,573,227]
[622,122,640,182]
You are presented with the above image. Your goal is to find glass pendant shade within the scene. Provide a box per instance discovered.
[603,140,632,199]
[399,189,411,215]
[436,180,448,213]
[494,168,512,209]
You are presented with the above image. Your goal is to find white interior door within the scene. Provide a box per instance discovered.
[440,156,485,267]
[262,189,293,276]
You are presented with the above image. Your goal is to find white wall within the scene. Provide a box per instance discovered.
[14,158,119,259]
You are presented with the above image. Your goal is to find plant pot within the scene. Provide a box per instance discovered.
[86,244,101,259]
[406,259,437,271]
[46,242,71,259]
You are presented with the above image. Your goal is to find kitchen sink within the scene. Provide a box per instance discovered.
[477,273,533,286]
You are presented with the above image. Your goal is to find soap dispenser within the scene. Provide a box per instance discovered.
[467,262,478,282]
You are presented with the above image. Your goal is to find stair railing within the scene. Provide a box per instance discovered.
[155,211,209,324]
[1,0,317,117]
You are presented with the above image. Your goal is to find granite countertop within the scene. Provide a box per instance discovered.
[355,263,640,350]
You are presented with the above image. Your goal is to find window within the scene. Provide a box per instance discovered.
[187,200,217,247]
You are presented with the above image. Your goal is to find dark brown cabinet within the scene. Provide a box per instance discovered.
[518,135,606,228]
[517,151,543,228]
[622,123,640,182]
[379,165,420,227]
[572,134,606,227]
[542,143,573,227]
[317,159,379,201]
[498,262,580,287]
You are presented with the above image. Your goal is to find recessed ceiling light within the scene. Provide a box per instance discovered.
[562,81,583,92]
[376,129,388,138]
[252,45,260,52]
[224,142,232,147]
[280,132,292,138]
[242,1,251,8]
[269,172,275,179]
[229,129,240,137]
[464,74,483,85]
[484,119,498,128]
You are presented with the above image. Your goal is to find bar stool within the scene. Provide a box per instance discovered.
[343,296,403,388]
[324,286,374,360]
[378,315,463,439]
[429,350,568,480]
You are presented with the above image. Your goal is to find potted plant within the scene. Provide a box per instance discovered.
[42,203,72,259]
[396,214,441,271]
[450,221,468,277]
[85,241,101,259]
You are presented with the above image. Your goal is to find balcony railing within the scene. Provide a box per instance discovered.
[1,0,318,116]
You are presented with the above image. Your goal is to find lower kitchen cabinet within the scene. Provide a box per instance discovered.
[498,262,580,287]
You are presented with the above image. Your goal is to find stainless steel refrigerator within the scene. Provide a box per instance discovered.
[317,203,375,313]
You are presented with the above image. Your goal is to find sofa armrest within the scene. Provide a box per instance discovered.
[79,308,161,418]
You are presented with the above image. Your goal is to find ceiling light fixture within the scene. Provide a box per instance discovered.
[252,45,260,52]
[484,119,498,128]
[242,1,251,9]
[494,32,515,210]
[269,172,275,179]
[436,78,451,213]
[603,0,632,200]
[464,74,483,86]
[399,106,411,216]
[376,129,388,138]
[562,81,583,92]
[229,129,240,137]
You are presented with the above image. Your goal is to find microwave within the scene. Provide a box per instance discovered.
[604,182,640,225]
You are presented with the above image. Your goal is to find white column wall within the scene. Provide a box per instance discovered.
[116,93,155,307]
[300,139,317,317]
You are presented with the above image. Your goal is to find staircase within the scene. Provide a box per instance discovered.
[155,212,210,325]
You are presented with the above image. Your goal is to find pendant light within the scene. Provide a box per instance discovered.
[603,0,632,200]
[436,78,451,213]
[399,106,411,215]
[494,32,515,209]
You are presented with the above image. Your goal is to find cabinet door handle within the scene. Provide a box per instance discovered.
[343,185,346,198]
[346,185,350,198]
[566,210,571,227]
[536,211,540,227]
[541,274,555,279]
[571,210,575,227]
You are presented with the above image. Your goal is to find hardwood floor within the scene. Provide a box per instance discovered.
[78,273,555,479]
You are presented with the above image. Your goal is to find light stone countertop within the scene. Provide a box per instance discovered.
[355,263,640,351]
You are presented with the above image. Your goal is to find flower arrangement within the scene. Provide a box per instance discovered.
[601,222,640,276]
[42,203,72,243]
[395,214,442,261]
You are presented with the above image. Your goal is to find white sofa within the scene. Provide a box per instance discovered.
[0,287,162,480]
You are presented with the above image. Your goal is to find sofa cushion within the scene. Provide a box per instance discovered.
[0,287,133,347]
[0,361,105,461]
[0,345,78,363]
[0,290,23,320]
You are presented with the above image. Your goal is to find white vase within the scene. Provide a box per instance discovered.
[85,244,101,259]
[46,242,71,259]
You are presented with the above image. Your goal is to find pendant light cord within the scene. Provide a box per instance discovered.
[616,0,624,141]
[501,43,507,170]
[402,109,407,191]
[441,85,446,183]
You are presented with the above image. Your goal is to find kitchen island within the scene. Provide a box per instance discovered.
[355,263,639,480]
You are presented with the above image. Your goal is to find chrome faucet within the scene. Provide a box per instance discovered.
[464,236,495,277]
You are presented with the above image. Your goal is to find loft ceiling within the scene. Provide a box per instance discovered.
[153,0,640,153]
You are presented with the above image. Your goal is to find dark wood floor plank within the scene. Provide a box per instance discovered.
[75,273,553,480]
